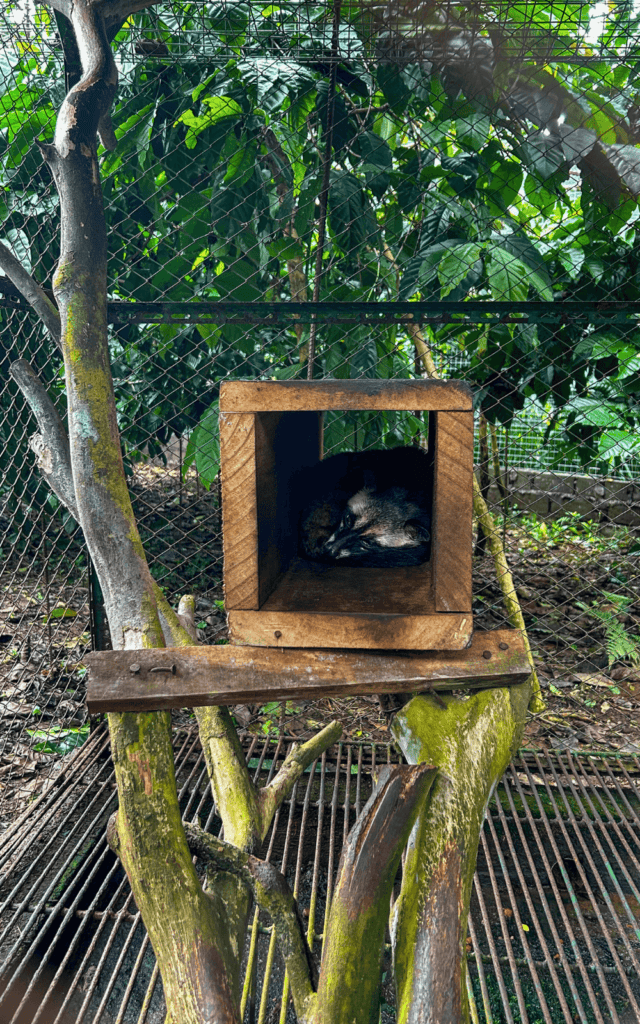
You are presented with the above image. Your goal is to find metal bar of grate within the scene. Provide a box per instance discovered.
[1,729,638,1023]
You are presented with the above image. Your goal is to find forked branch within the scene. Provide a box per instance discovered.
[0,241,61,348]
[184,825,317,1018]
[9,359,77,519]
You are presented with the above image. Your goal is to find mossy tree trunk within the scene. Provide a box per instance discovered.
[390,682,532,1024]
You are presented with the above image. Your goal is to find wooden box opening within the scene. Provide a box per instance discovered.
[220,380,473,650]
[256,409,435,617]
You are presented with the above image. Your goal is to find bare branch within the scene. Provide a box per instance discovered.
[257,720,343,834]
[0,242,61,349]
[177,594,199,642]
[98,110,118,150]
[9,359,77,519]
[38,0,165,33]
[184,825,317,1019]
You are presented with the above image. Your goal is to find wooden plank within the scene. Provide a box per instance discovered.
[255,411,284,607]
[219,379,472,412]
[85,629,530,713]
[228,610,471,650]
[432,410,473,613]
[261,559,434,614]
[219,411,259,610]
[255,411,322,606]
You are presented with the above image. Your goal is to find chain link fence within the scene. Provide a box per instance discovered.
[1,3,640,1023]
[1,0,640,816]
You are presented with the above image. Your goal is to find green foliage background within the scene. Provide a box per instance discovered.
[3,0,640,485]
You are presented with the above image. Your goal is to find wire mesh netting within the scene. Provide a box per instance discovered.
[1,0,640,1020]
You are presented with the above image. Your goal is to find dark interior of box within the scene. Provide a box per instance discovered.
[255,410,435,614]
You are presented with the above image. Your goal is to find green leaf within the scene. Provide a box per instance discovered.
[437,243,483,298]
[328,172,376,254]
[176,96,243,149]
[558,249,585,281]
[421,205,451,247]
[520,131,565,182]
[457,114,491,152]
[183,400,220,488]
[214,259,262,302]
[114,102,155,142]
[267,238,303,260]
[495,234,553,300]
[377,65,411,113]
[350,335,378,378]
[571,398,622,427]
[400,240,481,300]
[357,131,393,197]
[0,228,32,273]
[486,247,529,301]
[487,160,523,211]
[583,256,604,280]
[224,139,257,185]
[523,174,556,213]
[44,606,77,622]
[599,429,640,457]
[28,725,89,756]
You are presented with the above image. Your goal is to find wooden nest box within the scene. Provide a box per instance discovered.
[219,379,473,651]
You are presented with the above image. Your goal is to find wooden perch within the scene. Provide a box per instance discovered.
[84,628,530,713]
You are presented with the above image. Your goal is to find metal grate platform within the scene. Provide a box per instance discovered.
[0,727,638,1024]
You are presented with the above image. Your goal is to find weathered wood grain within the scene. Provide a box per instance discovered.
[255,411,322,606]
[261,558,433,614]
[432,410,473,613]
[219,379,472,412]
[228,610,472,650]
[85,629,529,712]
[219,411,259,609]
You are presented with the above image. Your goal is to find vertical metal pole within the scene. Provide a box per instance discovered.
[307,0,342,380]
[42,533,53,668]
[89,556,107,651]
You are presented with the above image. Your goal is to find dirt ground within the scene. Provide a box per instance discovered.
[2,463,639,825]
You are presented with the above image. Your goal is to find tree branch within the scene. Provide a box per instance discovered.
[472,475,543,712]
[41,0,164,33]
[257,720,342,834]
[261,127,308,349]
[316,764,437,1023]
[9,359,77,518]
[390,685,531,1021]
[184,824,317,1020]
[0,242,61,349]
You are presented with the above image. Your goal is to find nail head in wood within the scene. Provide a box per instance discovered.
[499,642,509,650]
[482,650,492,660]
[85,628,530,713]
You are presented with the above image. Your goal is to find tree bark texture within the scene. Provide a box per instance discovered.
[313,764,437,1024]
[390,681,532,1024]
